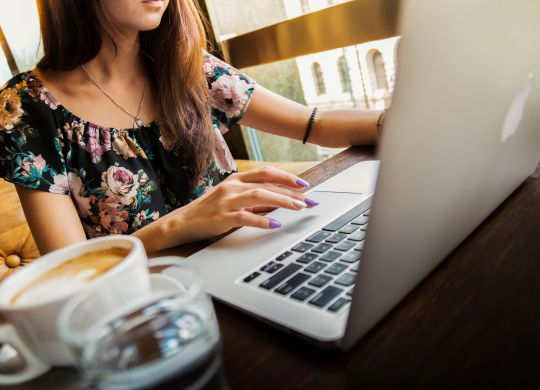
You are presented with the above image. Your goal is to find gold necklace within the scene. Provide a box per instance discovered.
[81,64,147,128]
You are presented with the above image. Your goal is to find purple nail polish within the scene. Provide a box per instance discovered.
[305,197,319,207]
[269,219,282,229]
[296,178,310,188]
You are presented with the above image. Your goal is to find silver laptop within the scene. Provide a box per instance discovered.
[184,0,540,349]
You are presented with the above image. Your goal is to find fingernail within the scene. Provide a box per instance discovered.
[269,219,282,229]
[296,178,310,188]
[305,197,319,207]
[293,200,307,209]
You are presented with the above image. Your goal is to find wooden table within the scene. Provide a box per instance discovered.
[11,146,540,389]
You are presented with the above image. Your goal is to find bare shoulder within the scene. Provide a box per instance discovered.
[31,67,84,101]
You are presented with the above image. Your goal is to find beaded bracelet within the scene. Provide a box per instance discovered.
[302,107,318,144]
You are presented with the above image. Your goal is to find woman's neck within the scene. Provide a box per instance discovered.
[32,28,156,129]
[83,30,145,82]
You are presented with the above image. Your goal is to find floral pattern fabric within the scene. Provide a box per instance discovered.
[0,53,256,238]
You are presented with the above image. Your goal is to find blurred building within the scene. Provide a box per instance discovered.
[284,0,399,112]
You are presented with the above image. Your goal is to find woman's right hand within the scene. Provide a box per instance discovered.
[156,166,319,249]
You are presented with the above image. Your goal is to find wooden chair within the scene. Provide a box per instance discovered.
[0,179,40,281]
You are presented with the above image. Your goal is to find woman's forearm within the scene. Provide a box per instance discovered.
[240,85,381,148]
[310,109,380,148]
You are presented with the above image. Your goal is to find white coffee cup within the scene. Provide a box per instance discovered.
[0,236,151,385]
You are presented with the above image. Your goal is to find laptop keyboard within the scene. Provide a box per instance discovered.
[241,198,371,313]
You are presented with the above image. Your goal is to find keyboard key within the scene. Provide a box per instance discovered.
[350,263,359,272]
[243,272,260,283]
[326,233,347,243]
[275,273,310,295]
[291,286,316,301]
[335,273,356,286]
[276,251,293,261]
[260,262,284,273]
[319,251,342,262]
[312,243,333,253]
[304,261,326,273]
[348,231,366,242]
[334,240,356,251]
[346,288,354,296]
[260,263,302,290]
[308,274,332,288]
[354,242,364,251]
[351,215,369,225]
[360,225,368,231]
[325,263,347,275]
[340,252,361,263]
[306,231,332,243]
[328,297,351,312]
[322,203,369,232]
[292,242,314,253]
[339,224,359,234]
[296,253,318,264]
[363,209,370,216]
[309,286,344,307]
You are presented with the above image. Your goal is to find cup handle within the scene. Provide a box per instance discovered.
[0,323,49,385]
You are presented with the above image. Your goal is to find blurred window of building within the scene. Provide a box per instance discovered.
[369,50,389,91]
[337,55,352,93]
[312,62,326,96]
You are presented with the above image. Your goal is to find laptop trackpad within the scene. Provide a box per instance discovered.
[207,191,370,251]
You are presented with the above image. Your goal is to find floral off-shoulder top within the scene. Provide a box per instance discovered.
[0,53,256,238]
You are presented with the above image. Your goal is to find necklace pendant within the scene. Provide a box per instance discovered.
[134,116,145,128]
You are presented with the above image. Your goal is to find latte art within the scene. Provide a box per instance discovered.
[10,247,129,306]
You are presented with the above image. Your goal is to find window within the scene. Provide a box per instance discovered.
[369,50,388,91]
[337,55,352,93]
[0,0,42,85]
[311,62,326,95]
[0,50,11,84]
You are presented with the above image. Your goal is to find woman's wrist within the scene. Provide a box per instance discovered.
[131,212,184,255]
[314,109,380,147]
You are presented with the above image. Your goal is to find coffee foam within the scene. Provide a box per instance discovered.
[10,247,129,306]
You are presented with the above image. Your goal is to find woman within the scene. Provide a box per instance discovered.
[0,0,382,255]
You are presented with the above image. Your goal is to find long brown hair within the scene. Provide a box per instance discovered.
[36,0,215,190]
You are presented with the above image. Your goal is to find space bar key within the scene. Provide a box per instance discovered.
[259,263,302,290]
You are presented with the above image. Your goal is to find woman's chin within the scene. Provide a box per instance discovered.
[140,23,163,32]
[131,19,164,32]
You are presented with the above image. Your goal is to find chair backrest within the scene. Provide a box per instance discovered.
[0,180,39,281]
